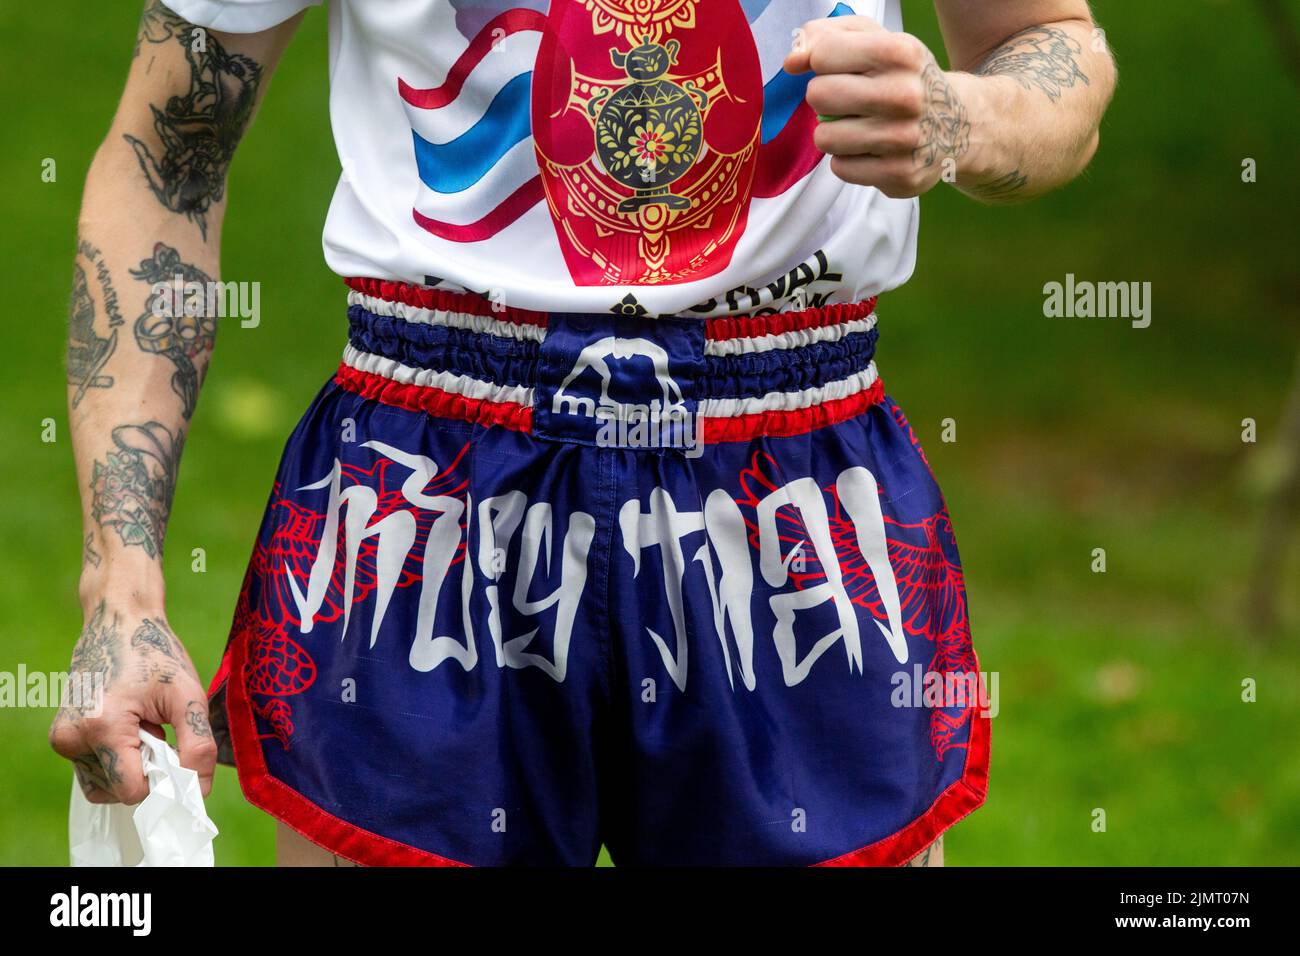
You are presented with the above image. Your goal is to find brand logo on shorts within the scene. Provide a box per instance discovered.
[549,334,701,453]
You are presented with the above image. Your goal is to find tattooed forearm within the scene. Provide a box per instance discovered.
[124,9,264,238]
[67,241,124,407]
[973,26,1090,103]
[89,421,184,559]
[131,243,217,419]
[914,62,971,169]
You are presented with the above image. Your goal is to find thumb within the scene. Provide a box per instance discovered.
[166,685,219,798]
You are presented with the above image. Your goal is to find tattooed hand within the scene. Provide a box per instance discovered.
[786,12,1115,205]
[786,16,968,199]
[49,602,216,805]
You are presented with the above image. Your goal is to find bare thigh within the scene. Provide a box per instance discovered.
[274,822,943,867]
[904,836,944,867]
[276,821,361,867]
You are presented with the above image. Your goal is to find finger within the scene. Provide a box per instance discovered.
[81,706,149,805]
[785,16,889,73]
[813,115,917,158]
[806,73,925,122]
[52,706,127,805]
[89,739,148,805]
[71,752,118,805]
[167,686,219,798]
[813,30,915,78]
[828,154,924,198]
[49,708,87,760]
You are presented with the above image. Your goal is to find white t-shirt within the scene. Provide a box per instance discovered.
[169,0,917,317]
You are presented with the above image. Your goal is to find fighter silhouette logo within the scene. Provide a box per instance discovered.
[553,336,684,416]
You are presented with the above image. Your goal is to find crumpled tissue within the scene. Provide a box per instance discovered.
[69,729,218,866]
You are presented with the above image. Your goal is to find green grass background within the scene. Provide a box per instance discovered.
[0,1,1296,866]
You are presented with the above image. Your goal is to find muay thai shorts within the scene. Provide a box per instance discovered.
[207,279,990,866]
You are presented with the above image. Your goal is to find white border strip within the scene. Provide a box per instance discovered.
[699,363,880,418]
[345,343,878,418]
[342,344,534,408]
[349,291,548,344]
[703,314,877,357]
[344,350,879,421]
[353,289,876,357]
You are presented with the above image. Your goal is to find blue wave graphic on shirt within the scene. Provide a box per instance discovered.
[760,2,854,144]
[412,72,533,193]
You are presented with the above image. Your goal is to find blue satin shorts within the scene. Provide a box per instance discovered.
[207,279,989,866]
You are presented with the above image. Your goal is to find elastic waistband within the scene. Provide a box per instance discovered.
[335,278,885,447]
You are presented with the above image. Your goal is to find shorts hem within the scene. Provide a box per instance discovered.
[813,704,992,867]
[220,634,470,868]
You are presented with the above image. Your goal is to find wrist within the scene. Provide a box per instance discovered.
[945,70,1016,185]
[78,558,167,618]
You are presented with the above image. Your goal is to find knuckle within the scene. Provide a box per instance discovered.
[883,122,917,153]
[896,78,927,116]
[77,712,110,739]
[898,35,929,72]
[48,722,81,756]
[119,780,150,806]
[812,121,838,151]
[883,175,920,199]
[829,156,863,186]
[807,44,831,74]
[188,737,220,763]
[804,75,831,108]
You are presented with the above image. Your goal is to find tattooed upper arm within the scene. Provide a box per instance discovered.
[114,2,305,239]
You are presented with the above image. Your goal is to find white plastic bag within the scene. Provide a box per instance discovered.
[69,729,218,867]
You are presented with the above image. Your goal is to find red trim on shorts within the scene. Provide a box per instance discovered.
[815,689,991,867]
[700,378,886,444]
[207,647,231,699]
[344,277,549,329]
[703,296,877,341]
[345,278,878,343]
[334,362,534,432]
[222,606,470,867]
[334,364,886,444]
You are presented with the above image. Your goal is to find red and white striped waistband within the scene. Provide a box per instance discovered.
[337,278,886,444]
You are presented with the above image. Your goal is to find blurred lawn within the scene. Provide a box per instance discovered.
[0,1,1296,866]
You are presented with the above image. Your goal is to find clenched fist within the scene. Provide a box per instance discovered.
[785,15,971,198]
